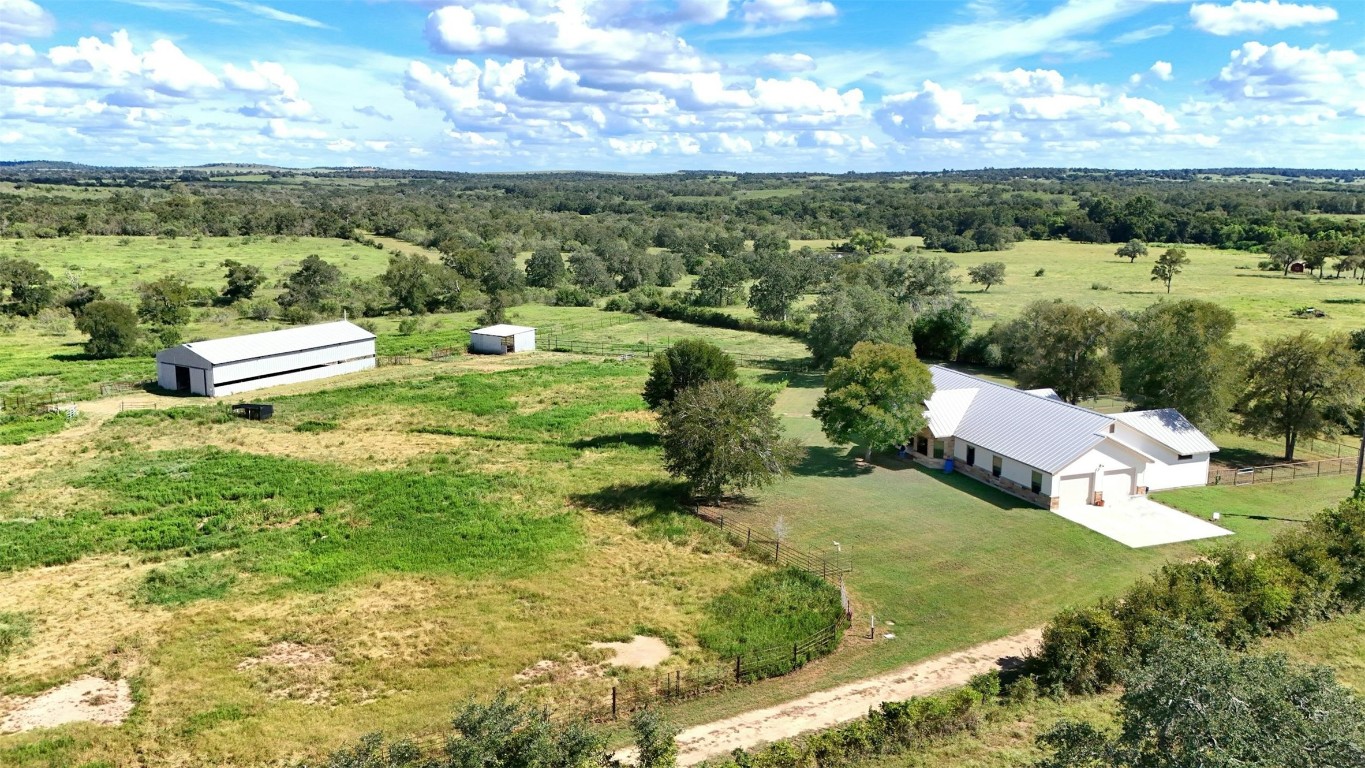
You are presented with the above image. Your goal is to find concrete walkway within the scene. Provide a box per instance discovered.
[1053,496,1233,548]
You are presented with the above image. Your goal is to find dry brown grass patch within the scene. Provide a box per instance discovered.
[0,556,168,684]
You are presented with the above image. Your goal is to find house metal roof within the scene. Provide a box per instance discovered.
[1113,409,1220,455]
[471,324,536,336]
[168,321,375,365]
[927,366,1116,474]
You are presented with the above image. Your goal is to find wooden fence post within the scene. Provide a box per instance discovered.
[745,527,751,548]
[734,655,741,683]
[792,643,798,668]
[611,686,617,720]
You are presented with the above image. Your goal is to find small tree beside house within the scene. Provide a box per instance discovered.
[813,342,935,461]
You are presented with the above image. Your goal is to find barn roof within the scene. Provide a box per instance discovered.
[1113,409,1220,455]
[165,321,375,365]
[927,366,1116,474]
[471,324,536,336]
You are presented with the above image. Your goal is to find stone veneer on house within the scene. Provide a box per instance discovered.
[908,435,1060,510]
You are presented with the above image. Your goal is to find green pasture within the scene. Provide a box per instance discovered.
[776,239,1365,344]
[1,359,820,766]
[1,235,389,304]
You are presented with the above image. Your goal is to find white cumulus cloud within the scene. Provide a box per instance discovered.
[1215,41,1359,102]
[1190,1,1338,36]
[1149,60,1173,81]
[0,0,53,42]
[877,81,984,136]
[423,1,708,74]
[741,0,837,25]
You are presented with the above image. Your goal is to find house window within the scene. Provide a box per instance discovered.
[992,456,1003,478]
[1178,454,1193,460]
[933,440,945,459]
[1031,471,1043,494]
[966,446,976,466]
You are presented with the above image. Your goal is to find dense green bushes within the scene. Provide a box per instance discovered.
[301,696,674,768]
[603,291,808,339]
[1034,495,1365,694]
[697,569,846,674]
[0,411,72,445]
[715,673,1000,768]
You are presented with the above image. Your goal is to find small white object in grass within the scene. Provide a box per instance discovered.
[883,632,896,640]
[1212,512,1221,521]
[885,620,895,626]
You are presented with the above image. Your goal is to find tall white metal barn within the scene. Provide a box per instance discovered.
[155,321,377,397]
[469,324,536,354]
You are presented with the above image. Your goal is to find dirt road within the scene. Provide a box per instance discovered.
[646,628,1043,766]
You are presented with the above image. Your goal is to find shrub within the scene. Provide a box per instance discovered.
[33,307,73,336]
[1090,281,1111,291]
[1034,268,1046,277]
[697,569,845,678]
[1035,603,1129,695]
[397,317,422,335]
[295,420,338,433]
[553,285,595,307]
[137,559,235,605]
[1031,496,1365,695]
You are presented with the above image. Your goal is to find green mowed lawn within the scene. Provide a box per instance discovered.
[668,373,1355,730]
[1153,474,1357,548]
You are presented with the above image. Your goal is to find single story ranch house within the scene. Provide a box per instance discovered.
[910,366,1217,510]
[156,320,376,397]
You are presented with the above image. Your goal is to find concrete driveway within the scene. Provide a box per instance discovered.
[1052,496,1234,548]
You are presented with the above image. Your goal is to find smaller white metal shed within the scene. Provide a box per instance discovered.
[469,324,536,354]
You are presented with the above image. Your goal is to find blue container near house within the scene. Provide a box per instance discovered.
[943,457,955,473]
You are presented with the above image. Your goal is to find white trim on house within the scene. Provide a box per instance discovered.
[914,366,1218,510]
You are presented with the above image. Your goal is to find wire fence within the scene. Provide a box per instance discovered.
[1208,455,1361,487]
[695,508,852,582]
[582,621,845,723]
[429,345,462,361]
[376,355,413,367]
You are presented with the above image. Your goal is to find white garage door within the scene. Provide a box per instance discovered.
[1056,474,1092,508]
[1102,469,1135,503]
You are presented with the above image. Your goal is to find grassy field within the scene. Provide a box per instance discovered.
[759,238,1365,345]
[0,293,814,398]
[1,235,389,304]
[1153,474,1356,548]
[0,359,812,767]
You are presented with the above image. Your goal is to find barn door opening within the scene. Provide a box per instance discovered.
[174,366,191,391]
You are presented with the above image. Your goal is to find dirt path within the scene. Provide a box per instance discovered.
[653,628,1043,766]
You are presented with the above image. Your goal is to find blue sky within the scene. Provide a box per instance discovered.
[0,0,1362,171]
